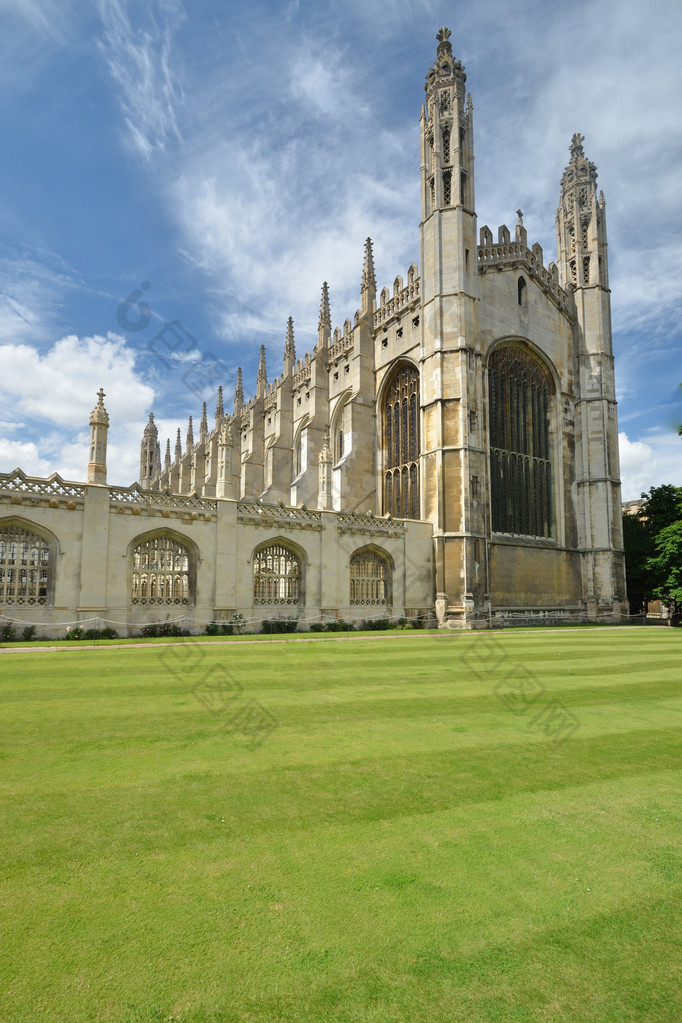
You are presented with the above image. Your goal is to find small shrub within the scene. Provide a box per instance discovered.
[261,617,298,634]
[143,622,183,638]
[80,627,119,640]
[20,625,37,642]
[324,619,355,633]
[220,623,233,635]
[204,621,219,636]
[65,627,83,641]
[1,622,17,642]
[361,617,394,631]
[309,622,325,632]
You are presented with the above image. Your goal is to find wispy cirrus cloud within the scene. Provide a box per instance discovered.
[97,0,186,159]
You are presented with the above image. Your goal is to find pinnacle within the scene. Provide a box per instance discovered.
[284,317,295,361]
[318,282,331,332]
[362,237,376,291]
[257,344,267,383]
[234,367,244,411]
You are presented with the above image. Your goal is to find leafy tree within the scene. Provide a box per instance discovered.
[648,520,682,620]
[622,483,682,616]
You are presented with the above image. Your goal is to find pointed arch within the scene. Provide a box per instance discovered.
[487,340,556,538]
[128,529,197,606]
[349,545,393,606]
[252,537,305,606]
[380,361,420,519]
[0,517,58,605]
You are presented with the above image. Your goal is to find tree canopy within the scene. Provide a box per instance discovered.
[622,483,682,618]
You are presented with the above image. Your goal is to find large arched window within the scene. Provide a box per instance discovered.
[131,535,192,604]
[0,522,52,605]
[383,364,419,519]
[488,343,554,537]
[350,547,391,605]
[253,542,301,605]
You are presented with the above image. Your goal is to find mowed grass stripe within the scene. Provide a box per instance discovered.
[0,630,680,1021]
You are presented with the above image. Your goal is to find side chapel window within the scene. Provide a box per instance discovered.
[0,523,52,605]
[488,344,554,537]
[131,535,191,604]
[383,364,420,519]
[253,542,301,605]
[350,549,391,605]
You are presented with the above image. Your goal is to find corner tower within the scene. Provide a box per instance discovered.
[87,388,109,485]
[419,28,484,624]
[556,134,625,617]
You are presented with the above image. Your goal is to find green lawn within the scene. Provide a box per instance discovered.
[0,629,680,1022]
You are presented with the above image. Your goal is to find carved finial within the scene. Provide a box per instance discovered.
[175,427,182,463]
[256,344,267,397]
[199,401,208,438]
[89,388,109,427]
[215,385,224,422]
[516,209,524,224]
[570,132,585,157]
[234,367,243,412]
[318,281,331,332]
[436,26,453,58]
[284,317,295,361]
[164,437,171,471]
[362,237,376,292]
[186,416,194,451]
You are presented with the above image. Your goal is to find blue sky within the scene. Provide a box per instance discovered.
[0,0,680,500]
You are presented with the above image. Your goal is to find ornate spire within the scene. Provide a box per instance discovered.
[318,282,331,332]
[89,387,109,427]
[425,25,465,96]
[361,237,376,291]
[215,385,224,424]
[175,427,182,463]
[556,132,606,290]
[88,388,109,484]
[186,415,194,452]
[256,344,267,398]
[164,437,171,471]
[284,317,295,360]
[200,401,208,439]
[234,367,243,413]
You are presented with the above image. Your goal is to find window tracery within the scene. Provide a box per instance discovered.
[131,535,191,604]
[350,549,391,605]
[488,344,554,538]
[0,523,51,605]
[253,543,301,605]
[383,364,420,519]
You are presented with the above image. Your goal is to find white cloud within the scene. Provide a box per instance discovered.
[97,0,186,159]
[0,438,54,477]
[0,333,155,485]
[618,430,682,501]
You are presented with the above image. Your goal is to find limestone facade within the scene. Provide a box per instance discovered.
[0,28,626,632]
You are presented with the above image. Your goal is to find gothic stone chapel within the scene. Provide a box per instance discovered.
[0,28,626,632]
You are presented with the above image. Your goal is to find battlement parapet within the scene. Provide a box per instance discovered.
[374,270,420,329]
[477,230,570,313]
